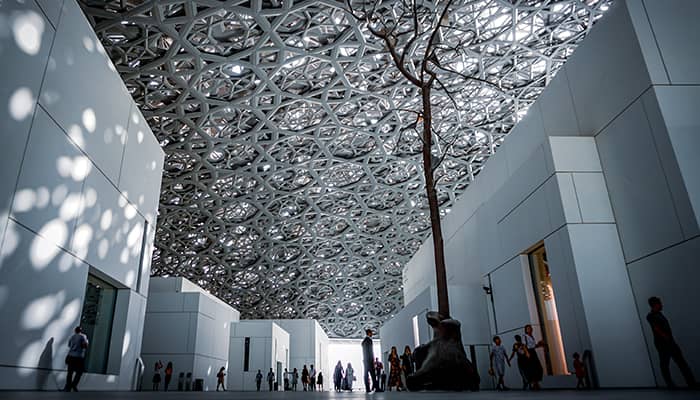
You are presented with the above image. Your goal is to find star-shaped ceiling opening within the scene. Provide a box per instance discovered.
[79,0,611,337]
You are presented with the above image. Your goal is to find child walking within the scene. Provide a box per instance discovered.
[490,336,511,391]
[216,367,226,391]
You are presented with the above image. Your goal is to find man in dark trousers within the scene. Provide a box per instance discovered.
[646,296,697,389]
[64,326,88,392]
[361,329,378,392]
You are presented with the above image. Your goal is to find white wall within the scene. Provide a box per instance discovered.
[394,0,700,389]
[0,0,163,390]
[273,319,329,379]
[228,321,289,391]
[141,277,240,391]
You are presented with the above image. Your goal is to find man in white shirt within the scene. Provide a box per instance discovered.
[64,326,89,392]
[309,364,316,391]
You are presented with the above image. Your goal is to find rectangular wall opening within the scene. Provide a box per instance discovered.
[81,274,117,374]
[529,244,569,376]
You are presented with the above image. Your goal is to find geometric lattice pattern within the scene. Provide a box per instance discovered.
[80,0,611,337]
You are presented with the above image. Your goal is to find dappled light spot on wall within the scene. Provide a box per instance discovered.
[150,161,157,171]
[119,247,129,264]
[31,220,67,269]
[13,188,37,213]
[67,124,85,147]
[106,375,116,383]
[137,130,144,144]
[9,87,34,121]
[127,223,142,248]
[12,10,44,56]
[72,223,93,259]
[100,209,113,231]
[58,192,83,221]
[125,270,135,287]
[58,251,76,272]
[83,188,97,208]
[97,238,109,259]
[0,222,19,265]
[51,185,68,206]
[36,187,50,208]
[124,203,137,220]
[82,108,96,133]
[122,331,131,357]
[21,291,65,330]
[82,36,94,52]
[70,156,92,181]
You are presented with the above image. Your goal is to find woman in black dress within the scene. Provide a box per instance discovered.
[523,325,545,390]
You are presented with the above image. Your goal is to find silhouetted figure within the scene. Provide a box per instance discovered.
[164,362,173,391]
[267,368,275,391]
[334,361,344,392]
[508,334,529,390]
[302,365,309,391]
[345,362,355,391]
[216,366,226,391]
[490,336,510,391]
[64,327,88,392]
[317,371,323,391]
[374,357,384,391]
[400,346,414,390]
[573,352,588,390]
[309,364,316,391]
[361,329,378,392]
[647,296,696,389]
[292,367,299,391]
[152,361,163,391]
[523,325,545,390]
[255,370,263,391]
[284,367,290,390]
[387,346,401,391]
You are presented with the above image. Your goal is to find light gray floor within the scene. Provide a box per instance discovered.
[0,390,697,400]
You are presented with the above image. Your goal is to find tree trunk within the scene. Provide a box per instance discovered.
[420,85,450,318]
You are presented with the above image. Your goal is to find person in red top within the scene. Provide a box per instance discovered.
[572,352,588,390]
[164,362,173,391]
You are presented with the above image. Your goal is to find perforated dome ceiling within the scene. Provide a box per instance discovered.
[80,0,610,337]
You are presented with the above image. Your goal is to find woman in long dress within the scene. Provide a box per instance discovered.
[387,346,402,391]
[523,325,545,390]
[508,335,530,390]
[333,361,344,392]
[400,346,414,390]
[345,362,354,391]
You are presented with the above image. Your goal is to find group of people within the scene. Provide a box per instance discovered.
[488,324,546,391]
[60,295,695,392]
[486,297,697,391]
[359,329,416,392]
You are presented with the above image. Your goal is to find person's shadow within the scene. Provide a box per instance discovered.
[36,337,54,390]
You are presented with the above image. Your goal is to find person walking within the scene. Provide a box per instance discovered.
[267,368,275,391]
[387,346,401,391]
[302,365,309,391]
[647,296,697,388]
[284,368,290,390]
[361,329,378,392]
[523,325,545,390]
[63,326,88,392]
[309,364,316,391]
[508,334,529,390]
[216,367,226,391]
[490,336,510,391]
[152,360,163,391]
[292,367,299,391]
[334,361,344,392]
[374,357,384,391]
[400,345,414,390]
[255,369,263,391]
[345,362,355,391]
[573,352,588,390]
[164,362,173,391]
[317,371,324,391]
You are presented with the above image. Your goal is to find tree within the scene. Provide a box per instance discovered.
[346,0,503,318]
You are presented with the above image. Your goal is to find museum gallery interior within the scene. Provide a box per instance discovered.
[1,0,699,395]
